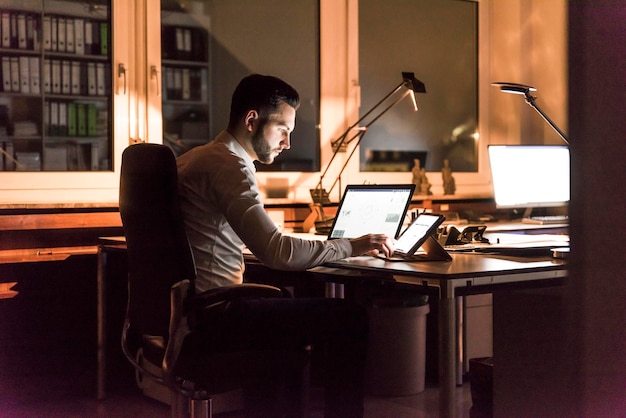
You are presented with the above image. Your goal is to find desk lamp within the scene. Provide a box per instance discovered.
[491,82,569,144]
[311,72,426,205]
[303,72,426,234]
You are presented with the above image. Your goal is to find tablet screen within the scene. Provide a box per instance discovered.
[395,213,445,255]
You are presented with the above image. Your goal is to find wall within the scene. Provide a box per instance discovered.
[488,0,568,146]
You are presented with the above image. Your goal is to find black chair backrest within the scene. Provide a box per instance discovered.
[119,143,196,338]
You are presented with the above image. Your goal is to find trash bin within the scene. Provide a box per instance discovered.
[362,288,429,396]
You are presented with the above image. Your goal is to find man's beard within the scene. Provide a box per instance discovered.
[251,122,277,164]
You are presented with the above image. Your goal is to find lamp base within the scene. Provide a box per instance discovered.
[331,142,348,153]
[310,188,331,205]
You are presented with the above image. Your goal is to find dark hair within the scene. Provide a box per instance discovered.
[228,74,300,128]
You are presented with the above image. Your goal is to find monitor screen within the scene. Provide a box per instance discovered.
[488,145,570,209]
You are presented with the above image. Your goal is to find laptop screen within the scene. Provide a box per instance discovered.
[328,184,415,240]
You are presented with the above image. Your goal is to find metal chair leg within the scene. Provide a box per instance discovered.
[170,390,187,418]
[190,398,211,418]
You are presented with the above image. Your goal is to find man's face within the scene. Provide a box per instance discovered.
[251,101,296,164]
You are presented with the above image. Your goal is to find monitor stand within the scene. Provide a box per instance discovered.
[521,207,569,225]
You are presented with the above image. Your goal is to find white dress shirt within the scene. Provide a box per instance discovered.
[177,131,352,292]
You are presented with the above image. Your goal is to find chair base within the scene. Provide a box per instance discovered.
[135,349,244,414]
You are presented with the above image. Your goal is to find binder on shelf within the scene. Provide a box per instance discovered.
[76,103,87,136]
[99,22,108,55]
[182,68,190,100]
[71,61,81,95]
[183,28,192,59]
[51,59,61,94]
[43,59,51,93]
[74,18,84,55]
[1,12,10,48]
[43,100,49,134]
[9,13,17,49]
[200,68,208,103]
[174,68,182,100]
[59,101,67,136]
[96,108,108,136]
[1,57,11,92]
[175,27,184,60]
[96,62,105,96]
[17,14,27,49]
[87,104,97,136]
[164,66,174,100]
[189,68,206,102]
[61,60,71,95]
[49,100,59,136]
[57,17,66,52]
[29,56,40,94]
[80,61,88,95]
[87,62,96,95]
[42,15,51,50]
[65,18,74,53]
[90,20,101,55]
[50,16,58,51]
[67,102,77,136]
[91,143,99,170]
[84,20,93,54]
[26,14,35,50]
[10,57,20,92]
[66,142,80,170]
[18,56,30,93]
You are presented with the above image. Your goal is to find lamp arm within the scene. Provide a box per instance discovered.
[330,81,405,150]
[328,131,366,196]
[523,92,570,145]
[327,89,414,196]
[343,89,412,147]
[316,81,406,193]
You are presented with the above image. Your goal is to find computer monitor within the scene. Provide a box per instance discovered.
[488,145,570,218]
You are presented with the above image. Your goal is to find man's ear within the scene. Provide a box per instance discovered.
[245,110,258,131]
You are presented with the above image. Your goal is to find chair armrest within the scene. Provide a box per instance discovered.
[187,283,290,312]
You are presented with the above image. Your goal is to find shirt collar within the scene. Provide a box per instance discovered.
[215,130,256,173]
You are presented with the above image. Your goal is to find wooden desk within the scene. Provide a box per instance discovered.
[97,236,566,418]
[315,253,566,418]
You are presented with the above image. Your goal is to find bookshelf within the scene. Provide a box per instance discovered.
[0,2,111,172]
[160,11,210,156]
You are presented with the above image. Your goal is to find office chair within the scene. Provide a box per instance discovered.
[119,143,309,418]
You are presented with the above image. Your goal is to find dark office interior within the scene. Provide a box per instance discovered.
[1,1,624,417]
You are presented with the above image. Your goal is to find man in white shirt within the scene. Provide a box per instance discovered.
[177,74,394,417]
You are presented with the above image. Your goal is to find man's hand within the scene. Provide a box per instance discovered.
[349,234,394,258]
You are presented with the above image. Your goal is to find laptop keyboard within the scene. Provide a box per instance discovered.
[522,215,569,225]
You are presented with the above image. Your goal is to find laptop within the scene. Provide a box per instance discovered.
[327,184,415,240]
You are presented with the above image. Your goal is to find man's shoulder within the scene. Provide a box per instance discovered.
[178,140,238,166]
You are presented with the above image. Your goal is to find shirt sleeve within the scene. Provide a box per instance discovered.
[237,203,353,271]
[215,160,353,270]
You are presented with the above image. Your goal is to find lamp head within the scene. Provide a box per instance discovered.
[403,72,427,93]
[491,81,537,95]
